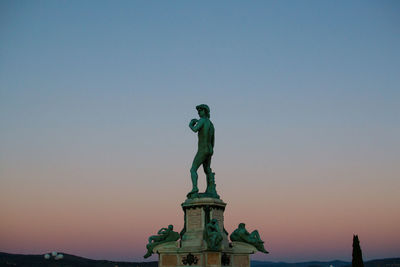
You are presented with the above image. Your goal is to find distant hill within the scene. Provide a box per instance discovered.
[252,258,400,267]
[362,258,400,267]
[0,252,158,267]
[0,252,399,267]
[252,260,350,267]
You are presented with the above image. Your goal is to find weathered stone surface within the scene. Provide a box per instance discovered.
[180,231,204,249]
[230,241,258,254]
[206,252,220,266]
[210,209,224,228]
[153,241,180,254]
[233,255,250,267]
[182,197,226,209]
[187,208,203,230]
[161,255,177,267]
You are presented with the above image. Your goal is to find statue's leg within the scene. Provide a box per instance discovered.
[250,231,268,253]
[204,155,218,196]
[148,235,157,243]
[148,235,161,243]
[203,156,212,178]
[144,243,154,258]
[251,230,262,242]
[188,153,203,196]
[203,157,212,188]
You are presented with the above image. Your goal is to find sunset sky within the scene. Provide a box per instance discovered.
[0,0,399,263]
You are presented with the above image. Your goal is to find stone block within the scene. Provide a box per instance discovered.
[233,255,250,267]
[210,209,224,229]
[180,231,204,248]
[161,255,177,267]
[187,208,203,231]
[206,252,220,266]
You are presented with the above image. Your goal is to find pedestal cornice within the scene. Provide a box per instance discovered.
[181,197,227,211]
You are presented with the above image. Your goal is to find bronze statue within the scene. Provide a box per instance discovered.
[187,104,219,199]
[144,225,180,258]
[230,223,268,253]
[204,219,223,250]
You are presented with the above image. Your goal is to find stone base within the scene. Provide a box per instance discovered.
[181,197,229,250]
[154,240,256,267]
[153,197,258,267]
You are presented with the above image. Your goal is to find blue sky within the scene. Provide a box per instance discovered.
[1,1,399,262]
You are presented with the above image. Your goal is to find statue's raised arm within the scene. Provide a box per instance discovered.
[189,118,204,132]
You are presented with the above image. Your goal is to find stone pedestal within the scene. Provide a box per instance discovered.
[153,198,257,267]
[181,197,229,250]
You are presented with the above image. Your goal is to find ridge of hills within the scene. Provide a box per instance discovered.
[252,260,350,267]
[0,252,156,267]
[1,252,399,267]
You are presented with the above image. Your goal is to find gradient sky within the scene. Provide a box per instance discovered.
[1,0,399,263]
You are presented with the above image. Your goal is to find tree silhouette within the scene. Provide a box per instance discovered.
[352,235,364,267]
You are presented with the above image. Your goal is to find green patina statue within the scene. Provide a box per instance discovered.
[187,104,219,199]
[204,219,223,251]
[144,225,180,258]
[230,223,269,253]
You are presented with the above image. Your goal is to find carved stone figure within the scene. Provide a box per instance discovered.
[187,104,219,199]
[204,219,223,250]
[230,223,268,253]
[144,225,180,258]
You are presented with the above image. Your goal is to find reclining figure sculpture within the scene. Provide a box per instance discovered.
[144,225,180,258]
[230,223,269,254]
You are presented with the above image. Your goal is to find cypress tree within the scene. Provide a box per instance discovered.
[352,235,364,267]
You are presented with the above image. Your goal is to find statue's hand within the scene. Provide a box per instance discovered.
[189,119,198,126]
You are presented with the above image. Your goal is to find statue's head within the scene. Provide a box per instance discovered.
[211,219,218,224]
[168,225,173,230]
[239,223,245,229]
[196,104,210,118]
